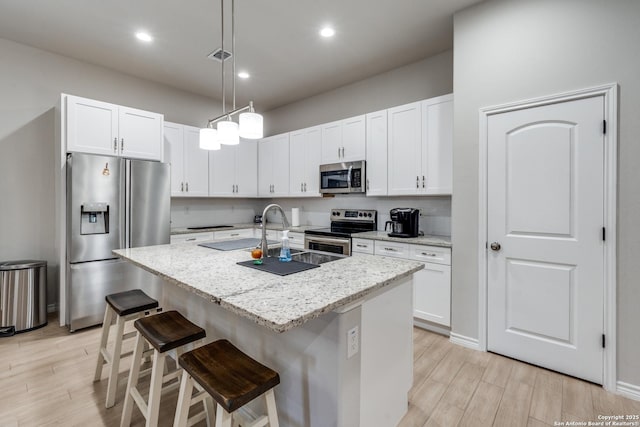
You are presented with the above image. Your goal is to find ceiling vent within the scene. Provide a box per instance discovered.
[207,48,232,62]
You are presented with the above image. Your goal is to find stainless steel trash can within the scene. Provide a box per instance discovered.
[0,260,47,335]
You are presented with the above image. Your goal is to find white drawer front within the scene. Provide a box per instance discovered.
[170,232,214,244]
[409,245,451,266]
[352,238,374,254]
[374,241,409,259]
[288,232,304,249]
[213,228,253,240]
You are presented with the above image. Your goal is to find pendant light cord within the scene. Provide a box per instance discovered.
[232,0,236,111]
[221,0,225,115]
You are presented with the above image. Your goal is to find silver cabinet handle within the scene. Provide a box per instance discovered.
[366,178,370,191]
[235,184,238,193]
[416,176,420,189]
[113,138,117,152]
[341,147,345,158]
[384,247,397,252]
[356,244,368,248]
[232,184,235,193]
[230,233,239,237]
[186,238,196,241]
[301,182,303,192]
[121,138,124,152]
[490,242,501,251]
[421,252,437,257]
[337,147,341,158]
[181,182,184,192]
[304,182,307,192]
[422,175,425,188]
[185,182,189,192]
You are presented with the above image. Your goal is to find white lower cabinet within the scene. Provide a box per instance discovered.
[213,229,253,240]
[170,232,214,244]
[373,240,451,328]
[352,238,374,255]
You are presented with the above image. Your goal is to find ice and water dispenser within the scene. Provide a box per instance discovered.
[80,202,109,235]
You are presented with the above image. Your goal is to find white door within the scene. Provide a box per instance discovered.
[387,102,421,195]
[341,115,366,161]
[289,130,307,196]
[487,95,605,384]
[270,133,290,197]
[365,110,388,196]
[66,95,119,156]
[321,120,342,163]
[236,139,258,197]
[183,126,209,197]
[118,106,163,160]
[258,136,274,197]
[209,144,236,196]
[421,95,453,195]
[304,126,322,196]
[163,122,185,197]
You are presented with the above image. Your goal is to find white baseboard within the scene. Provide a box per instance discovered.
[617,381,640,401]
[47,303,59,314]
[413,318,450,336]
[449,332,481,351]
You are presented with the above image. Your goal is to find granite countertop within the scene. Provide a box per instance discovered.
[352,231,452,248]
[171,223,318,235]
[113,243,423,333]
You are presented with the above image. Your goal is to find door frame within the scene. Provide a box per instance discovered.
[477,83,618,390]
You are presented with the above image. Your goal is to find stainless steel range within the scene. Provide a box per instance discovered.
[304,209,377,255]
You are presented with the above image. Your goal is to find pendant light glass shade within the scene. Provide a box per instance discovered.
[217,120,240,145]
[239,112,264,139]
[199,128,220,150]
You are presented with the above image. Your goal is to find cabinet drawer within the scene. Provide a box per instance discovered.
[288,232,304,249]
[352,238,374,254]
[213,228,253,240]
[409,245,451,266]
[170,232,214,244]
[374,241,409,259]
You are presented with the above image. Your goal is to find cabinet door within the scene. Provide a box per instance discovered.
[304,126,322,196]
[66,95,119,156]
[320,120,342,164]
[365,110,388,196]
[388,102,421,195]
[236,139,258,197]
[413,263,451,326]
[341,115,366,161]
[258,136,274,197]
[118,106,163,160]
[183,126,209,197]
[421,95,453,195]
[271,133,290,197]
[164,122,185,197]
[289,130,306,196]
[209,145,236,196]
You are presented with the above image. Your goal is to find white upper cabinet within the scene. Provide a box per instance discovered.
[365,110,388,196]
[165,122,209,197]
[320,115,366,164]
[209,139,258,197]
[421,94,453,194]
[66,95,162,161]
[289,126,321,197]
[258,133,290,197]
[388,94,453,195]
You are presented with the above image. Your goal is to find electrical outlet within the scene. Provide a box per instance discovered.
[347,326,359,359]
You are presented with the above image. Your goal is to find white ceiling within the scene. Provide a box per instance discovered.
[0,0,481,111]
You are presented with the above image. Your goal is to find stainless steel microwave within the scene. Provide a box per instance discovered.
[319,160,366,194]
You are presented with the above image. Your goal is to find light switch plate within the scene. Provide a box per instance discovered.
[347,326,359,359]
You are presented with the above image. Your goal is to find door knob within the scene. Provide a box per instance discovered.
[490,242,501,251]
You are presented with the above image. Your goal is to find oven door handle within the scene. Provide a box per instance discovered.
[305,235,350,245]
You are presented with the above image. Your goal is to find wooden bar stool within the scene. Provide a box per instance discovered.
[174,339,280,427]
[94,289,160,408]
[120,310,208,427]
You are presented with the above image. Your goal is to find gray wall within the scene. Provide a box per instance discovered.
[263,50,453,136]
[452,0,640,385]
[0,37,221,309]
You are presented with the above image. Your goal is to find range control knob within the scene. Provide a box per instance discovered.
[367,213,372,217]
[358,212,363,217]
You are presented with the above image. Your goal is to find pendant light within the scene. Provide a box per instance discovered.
[200,0,263,149]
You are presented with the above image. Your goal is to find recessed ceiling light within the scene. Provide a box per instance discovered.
[135,31,153,43]
[238,71,250,79]
[320,27,335,38]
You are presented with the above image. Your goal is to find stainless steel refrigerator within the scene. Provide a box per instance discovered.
[66,153,170,331]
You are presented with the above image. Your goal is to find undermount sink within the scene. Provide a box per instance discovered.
[251,247,306,257]
[290,251,347,265]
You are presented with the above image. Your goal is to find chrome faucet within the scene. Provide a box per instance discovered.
[261,204,290,257]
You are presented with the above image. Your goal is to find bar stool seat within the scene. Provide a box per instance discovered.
[94,289,160,409]
[120,310,208,427]
[174,339,280,427]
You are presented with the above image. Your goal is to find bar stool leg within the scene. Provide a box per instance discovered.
[105,312,126,408]
[173,373,194,427]
[120,332,145,427]
[265,389,279,427]
[215,404,232,427]
[146,350,166,427]
[94,304,114,382]
[204,394,216,427]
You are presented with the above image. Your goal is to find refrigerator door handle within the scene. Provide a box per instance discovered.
[123,159,131,249]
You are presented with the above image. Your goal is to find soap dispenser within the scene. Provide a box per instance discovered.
[279,230,292,262]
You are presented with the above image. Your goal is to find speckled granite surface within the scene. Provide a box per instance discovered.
[113,243,423,333]
[352,231,451,248]
[171,224,317,235]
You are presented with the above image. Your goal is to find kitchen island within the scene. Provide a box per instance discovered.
[114,241,423,427]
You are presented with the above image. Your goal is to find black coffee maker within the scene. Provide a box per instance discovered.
[385,208,420,238]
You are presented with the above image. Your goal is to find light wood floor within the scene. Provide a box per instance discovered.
[1,315,638,426]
